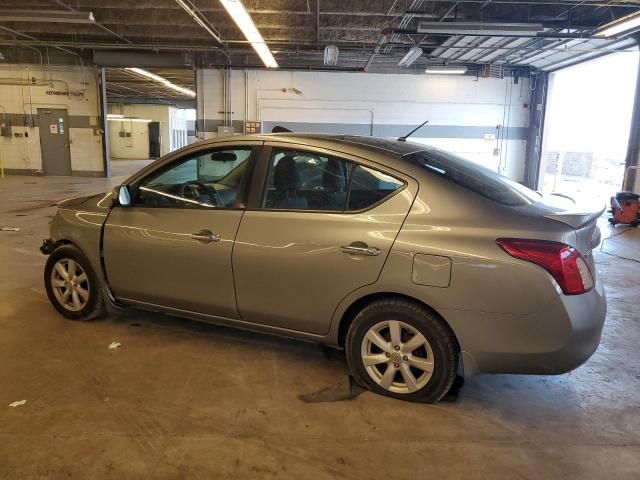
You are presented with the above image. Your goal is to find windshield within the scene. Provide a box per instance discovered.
[406,148,540,206]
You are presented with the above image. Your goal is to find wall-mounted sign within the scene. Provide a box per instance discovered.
[46,90,69,96]
[49,124,58,134]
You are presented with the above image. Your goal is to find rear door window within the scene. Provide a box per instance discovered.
[346,165,404,211]
[261,148,404,212]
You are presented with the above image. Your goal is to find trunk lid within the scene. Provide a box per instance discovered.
[514,193,605,256]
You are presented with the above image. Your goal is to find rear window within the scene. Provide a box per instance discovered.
[406,148,540,206]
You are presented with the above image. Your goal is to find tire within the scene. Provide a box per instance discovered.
[44,244,104,321]
[346,298,458,403]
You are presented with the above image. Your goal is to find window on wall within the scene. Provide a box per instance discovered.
[261,148,403,212]
[136,147,252,208]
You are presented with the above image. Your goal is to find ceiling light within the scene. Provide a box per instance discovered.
[219,0,278,68]
[398,46,423,67]
[175,0,223,43]
[124,68,196,98]
[425,67,468,75]
[0,10,95,23]
[106,113,124,119]
[595,12,640,38]
[324,45,339,66]
[417,21,544,37]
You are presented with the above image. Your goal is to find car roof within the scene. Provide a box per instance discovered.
[213,133,427,159]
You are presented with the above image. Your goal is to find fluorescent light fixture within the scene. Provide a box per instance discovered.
[425,67,468,75]
[106,113,124,119]
[124,68,196,98]
[107,117,152,123]
[0,10,95,23]
[595,12,640,38]
[175,0,223,43]
[219,0,278,68]
[398,46,423,67]
[324,45,339,66]
[417,21,544,37]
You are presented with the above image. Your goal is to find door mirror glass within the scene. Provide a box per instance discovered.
[112,185,132,207]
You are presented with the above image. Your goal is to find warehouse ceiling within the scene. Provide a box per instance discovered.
[105,67,195,107]
[0,0,639,103]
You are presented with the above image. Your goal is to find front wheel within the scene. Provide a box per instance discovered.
[44,245,104,321]
[346,298,458,403]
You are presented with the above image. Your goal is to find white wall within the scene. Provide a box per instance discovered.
[108,104,191,160]
[108,104,170,160]
[0,63,104,175]
[168,108,188,151]
[196,69,531,181]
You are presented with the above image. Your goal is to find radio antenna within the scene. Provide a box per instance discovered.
[398,120,429,142]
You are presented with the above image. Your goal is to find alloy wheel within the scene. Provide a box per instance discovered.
[50,258,90,312]
[360,320,435,394]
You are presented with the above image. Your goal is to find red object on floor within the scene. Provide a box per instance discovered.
[609,191,640,226]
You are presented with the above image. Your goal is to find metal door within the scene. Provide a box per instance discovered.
[148,121,160,158]
[102,142,262,319]
[103,208,244,318]
[232,145,418,335]
[38,109,71,176]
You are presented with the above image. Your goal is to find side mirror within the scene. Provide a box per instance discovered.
[112,185,132,207]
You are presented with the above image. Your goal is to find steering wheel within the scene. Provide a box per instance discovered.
[179,180,224,207]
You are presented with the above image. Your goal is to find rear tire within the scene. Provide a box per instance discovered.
[345,298,458,403]
[44,244,104,321]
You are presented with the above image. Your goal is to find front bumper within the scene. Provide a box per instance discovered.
[443,275,607,377]
[40,238,55,255]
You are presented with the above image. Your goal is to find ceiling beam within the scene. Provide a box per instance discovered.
[0,25,78,56]
[50,0,133,44]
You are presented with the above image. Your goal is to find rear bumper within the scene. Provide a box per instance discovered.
[443,276,607,377]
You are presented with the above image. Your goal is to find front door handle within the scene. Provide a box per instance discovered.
[191,229,221,244]
[341,243,381,256]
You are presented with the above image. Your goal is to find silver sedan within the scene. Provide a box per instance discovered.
[41,134,607,403]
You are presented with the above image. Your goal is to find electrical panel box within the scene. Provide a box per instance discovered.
[217,125,235,136]
[0,120,11,137]
[244,121,262,134]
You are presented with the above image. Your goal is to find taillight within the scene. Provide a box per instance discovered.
[496,238,594,295]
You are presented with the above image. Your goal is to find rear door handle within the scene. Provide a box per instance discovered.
[191,229,221,244]
[341,244,381,256]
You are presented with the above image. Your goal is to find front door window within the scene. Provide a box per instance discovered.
[136,148,252,208]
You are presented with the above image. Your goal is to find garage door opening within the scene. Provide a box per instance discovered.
[538,51,640,204]
[104,68,196,177]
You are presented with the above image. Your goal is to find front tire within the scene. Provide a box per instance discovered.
[44,244,104,321]
[346,298,458,403]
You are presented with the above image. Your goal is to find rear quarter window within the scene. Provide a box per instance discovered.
[405,149,539,206]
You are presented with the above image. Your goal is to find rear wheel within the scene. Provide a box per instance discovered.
[346,298,458,403]
[44,245,104,321]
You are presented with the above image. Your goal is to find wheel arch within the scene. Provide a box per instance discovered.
[336,292,461,353]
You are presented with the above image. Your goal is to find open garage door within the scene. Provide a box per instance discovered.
[538,51,640,204]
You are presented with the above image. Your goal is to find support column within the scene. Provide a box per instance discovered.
[624,44,640,192]
[523,71,548,190]
[97,67,111,178]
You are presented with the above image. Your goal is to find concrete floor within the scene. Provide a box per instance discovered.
[1,173,639,479]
